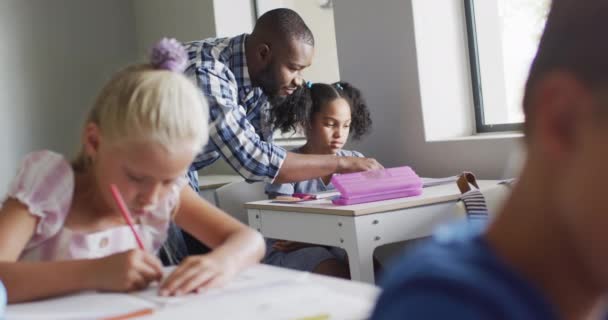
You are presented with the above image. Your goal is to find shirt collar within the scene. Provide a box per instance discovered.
[229,34,254,90]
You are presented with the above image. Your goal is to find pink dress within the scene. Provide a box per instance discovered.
[1,150,188,261]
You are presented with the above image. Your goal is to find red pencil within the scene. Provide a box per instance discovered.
[110,184,145,250]
[102,307,154,320]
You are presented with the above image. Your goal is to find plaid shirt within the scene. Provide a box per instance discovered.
[184,34,287,191]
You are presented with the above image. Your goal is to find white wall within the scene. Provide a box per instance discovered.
[0,0,524,194]
[0,0,138,194]
[213,0,254,38]
[132,0,217,57]
[288,0,340,83]
[333,0,523,179]
[0,1,238,191]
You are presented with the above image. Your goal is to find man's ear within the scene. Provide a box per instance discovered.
[531,71,594,159]
[257,43,272,64]
[83,123,102,160]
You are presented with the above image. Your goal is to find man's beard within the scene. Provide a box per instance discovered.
[257,64,281,98]
[267,94,287,106]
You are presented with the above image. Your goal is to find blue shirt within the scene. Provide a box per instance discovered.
[184,34,287,191]
[371,222,559,320]
[264,148,363,197]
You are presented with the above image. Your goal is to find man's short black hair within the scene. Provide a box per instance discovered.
[253,8,314,46]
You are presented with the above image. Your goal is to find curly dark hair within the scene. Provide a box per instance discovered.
[269,81,372,140]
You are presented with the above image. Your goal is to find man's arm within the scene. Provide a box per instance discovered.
[192,66,381,183]
[274,152,382,184]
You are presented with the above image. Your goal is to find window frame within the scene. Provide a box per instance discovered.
[464,0,524,133]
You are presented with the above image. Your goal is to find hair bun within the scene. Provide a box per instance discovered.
[150,38,188,72]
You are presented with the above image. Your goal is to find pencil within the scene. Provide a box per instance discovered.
[110,184,145,250]
[102,307,154,320]
[294,314,331,320]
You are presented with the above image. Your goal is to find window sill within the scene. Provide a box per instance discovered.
[427,131,523,143]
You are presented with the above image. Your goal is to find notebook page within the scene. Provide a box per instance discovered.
[135,265,309,306]
[144,282,375,320]
[6,291,156,320]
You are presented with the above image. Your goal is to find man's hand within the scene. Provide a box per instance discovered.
[274,153,384,184]
[337,157,384,174]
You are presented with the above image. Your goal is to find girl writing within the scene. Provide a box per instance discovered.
[0,39,265,303]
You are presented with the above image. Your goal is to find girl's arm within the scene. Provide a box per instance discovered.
[162,186,265,295]
[0,199,93,303]
[0,199,163,303]
[0,260,98,303]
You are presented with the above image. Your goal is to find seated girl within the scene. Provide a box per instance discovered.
[264,81,372,278]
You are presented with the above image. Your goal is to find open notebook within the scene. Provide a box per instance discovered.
[6,265,375,320]
[6,266,298,319]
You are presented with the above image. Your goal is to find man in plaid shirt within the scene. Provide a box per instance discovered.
[184,8,382,192]
[163,8,382,260]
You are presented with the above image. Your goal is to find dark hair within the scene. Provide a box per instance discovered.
[523,0,608,133]
[270,81,372,140]
[253,8,314,46]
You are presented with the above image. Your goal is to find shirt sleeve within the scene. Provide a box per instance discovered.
[370,284,489,320]
[192,65,287,183]
[371,250,499,320]
[351,150,364,158]
[2,150,74,248]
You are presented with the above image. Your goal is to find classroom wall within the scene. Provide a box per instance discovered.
[333,0,523,179]
[213,0,254,38]
[0,0,525,197]
[0,1,252,189]
[0,0,138,195]
[132,0,218,58]
[286,0,340,83]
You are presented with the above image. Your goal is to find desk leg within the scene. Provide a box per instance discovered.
[339,218,377,284]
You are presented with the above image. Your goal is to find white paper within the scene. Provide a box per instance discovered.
[5,265,376,320]
[145,282,375,320]
[6,291,155,320]
[421,176,459,188]
[135,266,309,306]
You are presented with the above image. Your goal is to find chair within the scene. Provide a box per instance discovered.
[215,181,268,224]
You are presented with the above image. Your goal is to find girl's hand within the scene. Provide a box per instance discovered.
[159,254,236,296]
[272,240,314,252]
[92,249,164,292]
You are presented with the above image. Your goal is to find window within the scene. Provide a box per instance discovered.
[465,0,550,132]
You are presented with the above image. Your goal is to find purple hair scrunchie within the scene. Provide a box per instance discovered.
[150,38,187,72]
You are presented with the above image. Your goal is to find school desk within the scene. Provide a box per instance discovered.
[6,264,379,319]
[245,180,500,284]
[197,174,243,205]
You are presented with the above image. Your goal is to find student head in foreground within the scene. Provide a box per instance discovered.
[0,38,264,303]
[372,0,608,319]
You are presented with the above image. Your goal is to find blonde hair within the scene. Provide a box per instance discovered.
[73,64,208,169]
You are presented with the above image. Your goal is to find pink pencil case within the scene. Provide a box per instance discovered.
[331,166,423,205]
